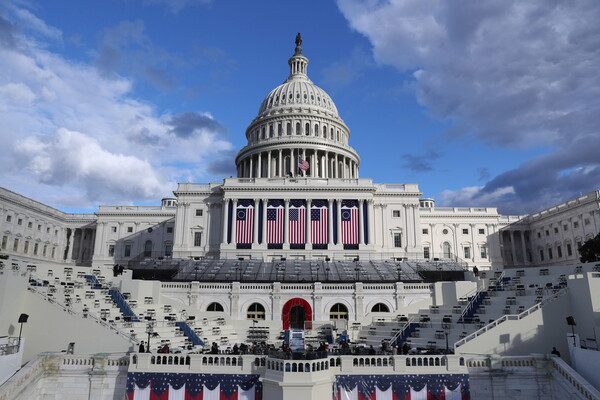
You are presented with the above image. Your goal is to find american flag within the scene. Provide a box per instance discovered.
[126,371,262,399]
[236,201,254,244]
[298,158,309,171]
[267,200,284,244]
[288,200,306,244]
[311,200,328,244]
[333,373,470,400]
[341,200,358,245]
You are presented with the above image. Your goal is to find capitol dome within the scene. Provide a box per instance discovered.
[236,34,360,180]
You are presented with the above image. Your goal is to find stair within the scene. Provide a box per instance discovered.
[175,321,204,347]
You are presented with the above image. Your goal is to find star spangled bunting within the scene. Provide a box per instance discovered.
[289,199,306,244]
[267,199,284,244]
[236,200,254,244]
[126,372,262,399]
[333,374,470,400]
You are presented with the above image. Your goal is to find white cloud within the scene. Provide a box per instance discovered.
[0,4,233,209]
[338,0,600,213]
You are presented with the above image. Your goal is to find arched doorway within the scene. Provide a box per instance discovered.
[282,298,312,330]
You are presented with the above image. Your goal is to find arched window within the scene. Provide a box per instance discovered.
[278,123,283,136]
[247,303,266,320]
[207,302,224,312]
[314,124,319,136]
[143,240,153,257]
[305,123,310,136]
[330,128,334,140]
[443,242,452,259]
[261,127,265,139]
[296,122,301,135]
[323,126,327,137]
[329,303,348,320]
[287,123,292,135]
[269,125,274,137]
[371,303,390,313]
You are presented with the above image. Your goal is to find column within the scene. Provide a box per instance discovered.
[267,151,272,178]
[306,199,312,247]
[334,154,338,178]
[257,153,262,178]
[520,231,527,264]
[283,199,290,246]
[336,200,342,245]
[231,199,238,245]
[367,200,374,246]
[222,199,229,244]
[262,199,268,245]
[325,152,329,178]
[253,199,259,245]
[66,229,76,261]
[358,199,364,245]
[328,199,334,245]
[290,150,295,177]
[509,230,517,266]
[311,151,316,178]
[278,149,283,178]
[470,223,476,262]
[249,157,253,178]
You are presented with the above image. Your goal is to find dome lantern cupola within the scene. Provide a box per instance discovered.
[288,33,309,78]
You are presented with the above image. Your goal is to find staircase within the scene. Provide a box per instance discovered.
[108,289,139,322]
[175,321,204,347]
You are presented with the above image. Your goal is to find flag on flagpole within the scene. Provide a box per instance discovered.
[236,201,254,244]
[298,158,309,171]
[311,200,328,244]
[267,200,284,244]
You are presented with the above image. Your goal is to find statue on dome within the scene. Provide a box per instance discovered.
[295,33,302,47]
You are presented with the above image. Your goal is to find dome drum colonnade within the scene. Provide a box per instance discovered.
[235,34,360,180]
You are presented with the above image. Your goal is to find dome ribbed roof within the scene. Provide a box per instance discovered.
[255,36,340,118]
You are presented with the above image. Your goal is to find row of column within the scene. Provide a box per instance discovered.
[237,148,358,179]
[221,198,374,246]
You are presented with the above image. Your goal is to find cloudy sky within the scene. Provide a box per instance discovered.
[1,0,599,215]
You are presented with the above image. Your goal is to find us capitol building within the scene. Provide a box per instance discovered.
[1,35,600,400]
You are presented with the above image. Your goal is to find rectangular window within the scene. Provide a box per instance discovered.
[548,248,553,259]
[557,246,562,258]
[108,245,115,257]
[585,218,590,225]
[463,246,471,259]
[46,227,50,233]
[111,226,117,233]
[478,228,485,235]
[539,249,544,261]
[13,238,19,252]
[24,241,29,254]
[33,243,38,255]
[394,233,402,247]
[51,247,56,258]
[43,245,47,257]
[537,232,541,238]
[124,244,131,257]
[480,245,488,259]
[423,247,430,259]
[392,210,400,218]
[55,229,58,236]
[567,243,573,257]
[574,221,579,228]
[37,224,41,231]
[27,222,32,228]
[1,236,7,250]
[127,226,133,233]
[195,209,203,217]
[462,228,469,234]
[194,232,202,247]
[563,224,568,231]
[422,228,428,234]
[393,233,402,248]
[167,227,173,234]
[17,219,22,225]
[554,227,558,234]
[5,215,11,222]
[545,230,549,236]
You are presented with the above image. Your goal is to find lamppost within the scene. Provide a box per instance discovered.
[17,313,28,352]
[146,322,155,353]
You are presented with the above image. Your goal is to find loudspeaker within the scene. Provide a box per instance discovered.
[18,313,28,323]
[566,316,576,326]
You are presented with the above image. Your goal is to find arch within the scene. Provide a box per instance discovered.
[371,303,390,313]
[329,303,348,320]
[247,302,266,320]
[282,298,313,330]
[143,240,153,257]
[207,302,224,312]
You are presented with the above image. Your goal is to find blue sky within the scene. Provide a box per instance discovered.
[1,0,598,215]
